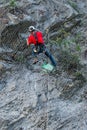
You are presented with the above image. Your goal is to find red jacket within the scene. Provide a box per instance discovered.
[27,31,44,45]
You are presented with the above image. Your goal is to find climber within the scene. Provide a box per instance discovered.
[26,26,57,66]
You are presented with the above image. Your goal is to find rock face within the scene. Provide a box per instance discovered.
[0,0,81,46]
[0,0,82,61]
[0,0,87,130]
[0,63,87,130]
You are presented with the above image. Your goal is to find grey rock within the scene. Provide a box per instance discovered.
[0,0,87,130]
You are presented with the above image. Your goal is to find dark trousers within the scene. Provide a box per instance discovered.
[32,44,57,66]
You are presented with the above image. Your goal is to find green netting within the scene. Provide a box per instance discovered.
[42,63,54,71]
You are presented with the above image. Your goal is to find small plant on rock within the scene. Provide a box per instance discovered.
[59,50,81,72]
[9,0,17,9]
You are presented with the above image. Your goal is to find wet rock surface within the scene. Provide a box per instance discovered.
[0,0,87,130]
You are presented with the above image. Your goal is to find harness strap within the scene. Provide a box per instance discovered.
[33,31,38,45]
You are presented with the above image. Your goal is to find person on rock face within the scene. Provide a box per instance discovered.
[26,25,57,66]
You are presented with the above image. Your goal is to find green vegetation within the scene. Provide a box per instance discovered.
[50,28,83,72]
[74,71,86,81]
[67,0,79,12]
[76,44,81,52]
[15,55,25,63]
[56,38,71,50]
[72,32,82,43]
[9,0,17,8]
[59,50,81,72]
